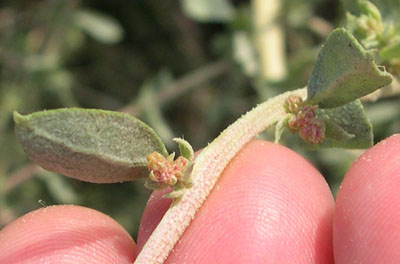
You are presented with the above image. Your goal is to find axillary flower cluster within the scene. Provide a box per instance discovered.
[284,95,325,144]
[144,138,194,197]
[146,152,189,186]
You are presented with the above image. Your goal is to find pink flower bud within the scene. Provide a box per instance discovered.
[299,119,325,144]
[146,152,190,187]
[284,95,303,113]
[288,115,300,132]
[286,103,325,144]
[172,156,189,179]
[147,152,175,185]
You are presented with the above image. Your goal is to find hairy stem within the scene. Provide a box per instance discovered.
[134,88,307,264]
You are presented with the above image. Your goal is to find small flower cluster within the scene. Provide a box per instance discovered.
[284,95,325,144]
[146,152,190,189]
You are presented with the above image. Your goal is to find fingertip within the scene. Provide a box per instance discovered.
[0,205,136,264]
[145,140,334,263]
[137,189,172,250]
[334,134,400,263]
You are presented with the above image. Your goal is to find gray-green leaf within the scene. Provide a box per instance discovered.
[306,28,392,108]
[380,39,400,59]
[181,0,234,22]
[317,100,373,148]
[14,108,168,183]
[173,137,194,161]
[73,9,124,44]
[274,116,289,144]
[342,0,400,24]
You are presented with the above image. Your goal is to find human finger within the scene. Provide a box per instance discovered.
[0,205,136,264]
[334,134,400,263]
[138,140,335,263]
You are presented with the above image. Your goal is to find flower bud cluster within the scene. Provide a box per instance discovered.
[146,152,189,188]
[285,96,325,145]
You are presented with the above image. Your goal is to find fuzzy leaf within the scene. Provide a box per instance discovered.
[323,119,355,142]
[14,108,168,183]
[317,100,373,148]
[306,28,392,108]
[173,137,194,161]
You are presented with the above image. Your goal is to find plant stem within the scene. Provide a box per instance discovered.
[3,164,40,193]
[252,0,286,81]
[121,60,231,115]
[134,88,307,264]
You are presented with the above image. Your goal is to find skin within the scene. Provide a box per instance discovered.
[0,134,399,263]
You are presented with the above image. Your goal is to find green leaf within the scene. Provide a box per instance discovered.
[233,31,258,77]
[358,0,382,21]
[73,9,124,44]
[181,0,234,22]
[274,116,289,143]
[342,0,400,24]
[380,39,400,59]
[173,137,194,161]
[323,119,355,142]
[138,73,175,148]
[345,1,383,46]
[306,28,392,108]
[317,100,373,148]
[37,170,78,204]
[14,108,168,183]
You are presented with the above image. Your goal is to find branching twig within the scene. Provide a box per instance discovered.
[3,164,40,193]
[121,60,231,115]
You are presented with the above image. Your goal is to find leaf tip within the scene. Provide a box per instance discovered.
[13,111,28,125]
[173,137,194,161]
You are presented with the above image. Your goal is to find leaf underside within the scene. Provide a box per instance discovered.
[306,28,392,108]
[14,108,167,183]
[317,100,373,148]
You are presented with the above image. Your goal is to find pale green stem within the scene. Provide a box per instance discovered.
[134,88,307,264]
[252,0,286,81]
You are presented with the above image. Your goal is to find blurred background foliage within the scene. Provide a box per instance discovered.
[0,0,399,238]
